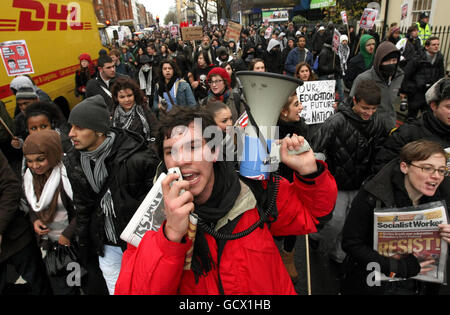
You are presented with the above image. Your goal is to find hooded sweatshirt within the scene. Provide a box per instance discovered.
[350,41,404,133]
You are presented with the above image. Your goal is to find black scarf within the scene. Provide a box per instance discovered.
[158,76,178,98]
[191,161,241,282]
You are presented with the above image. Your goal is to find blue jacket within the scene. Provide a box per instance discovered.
[284,47,314,77]
[153,79,197,112]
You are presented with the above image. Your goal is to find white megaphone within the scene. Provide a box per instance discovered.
[236,71,310,180]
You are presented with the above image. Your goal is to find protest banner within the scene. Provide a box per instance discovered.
[224,21,242,43]
[296,80,335,125]
[261,9,289,23]
[264,27,273,40]
[374,201,448,283]
[181,26,203,41]
[310,0,336,10]
[0,40,34,76]
[359,8,378,30]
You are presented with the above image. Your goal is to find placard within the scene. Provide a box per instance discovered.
[224,21,242,43]
[341,11,348,25]
[297,80,336,125]
[0,40,34,76]
[332,28,341,53]
[360,8,378,30]
[181,26,204,41]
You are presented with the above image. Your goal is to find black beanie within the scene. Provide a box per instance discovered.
[68,95,110,133]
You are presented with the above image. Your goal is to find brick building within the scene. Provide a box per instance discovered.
[93,0,134,25]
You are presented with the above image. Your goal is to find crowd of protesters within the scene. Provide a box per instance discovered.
[0,11,449,296]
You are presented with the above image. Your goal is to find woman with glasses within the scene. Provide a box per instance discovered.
[342,140,449,295]
[200,67,245,124]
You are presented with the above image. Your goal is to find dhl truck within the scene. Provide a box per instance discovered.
[0,0,108,118]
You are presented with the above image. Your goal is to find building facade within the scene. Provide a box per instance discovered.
[380,0,450,28]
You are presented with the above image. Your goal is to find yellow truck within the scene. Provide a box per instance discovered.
[0,0,108,117]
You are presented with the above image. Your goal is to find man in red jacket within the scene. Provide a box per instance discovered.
[115,106,337,295]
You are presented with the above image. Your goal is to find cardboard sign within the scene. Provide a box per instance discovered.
[341,11,348,25]
[297,80,336,125]
[224,21,242,43]
[360,8,378,30]
[0,40,34,76]
[181,26,203,41]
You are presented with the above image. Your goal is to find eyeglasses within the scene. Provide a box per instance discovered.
[410,164,449,177]
[208,80,223,86]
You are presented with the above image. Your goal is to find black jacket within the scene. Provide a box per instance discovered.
[318,44,341,78]
[374,111,450,173]
[311,103,387,190]
[0,150,34,263]
[342,159,450,295]
[400,48,445,96]
[344,53,368,89]
[64,128,159,255]
[263,49,283,74]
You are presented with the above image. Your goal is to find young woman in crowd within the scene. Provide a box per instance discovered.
[153,59,196,116]
[22,130,80,295]
[276,92,310,283]
[188,51,214,101]
[249,58,266,72]
[295,62,316,82]
[75,53,96,99]
[201,67,245,124]
[111,77,160,146]
[342,140,450,295]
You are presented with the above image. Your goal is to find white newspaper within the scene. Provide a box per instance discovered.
[120,168,183,247]
[373,201,448,283]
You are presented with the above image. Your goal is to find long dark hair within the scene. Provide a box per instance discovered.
[158,59,181,97]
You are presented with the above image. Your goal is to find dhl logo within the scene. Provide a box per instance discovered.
[0,0,92,32]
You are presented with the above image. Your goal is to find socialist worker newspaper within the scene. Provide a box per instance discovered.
[374,201,448,283]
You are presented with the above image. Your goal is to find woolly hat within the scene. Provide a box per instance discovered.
[16,87,38,100]
[426,78,450,104]
[79,53,92,63]
[10,75,34,93]
[207,67,231,88]
[340,35,349,43]
[68,95,110,133]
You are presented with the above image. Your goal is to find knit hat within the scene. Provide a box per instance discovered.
[340,35,349,43]
[79,53,92,63]
[206,67,231,88]
[10,75,34,94]
[16,87,38,100]
[426,78,450,104]
[68,95,111,133]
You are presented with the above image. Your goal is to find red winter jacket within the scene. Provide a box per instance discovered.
[115,163,337,295]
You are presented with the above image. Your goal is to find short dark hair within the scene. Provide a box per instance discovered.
[98,55,113,68]
[249,58,265,71]
[24,101,66,130]
[354,80,381,106]
[111,77,145,110]
[155,106,218,160]
[425,36,440,46]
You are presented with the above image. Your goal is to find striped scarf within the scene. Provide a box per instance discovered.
[113,104,152,142]
[79,132,118,244]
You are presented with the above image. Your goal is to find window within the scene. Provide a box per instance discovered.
[99,9,104,19]
[411,0,433,23]
[98,0,102,4]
